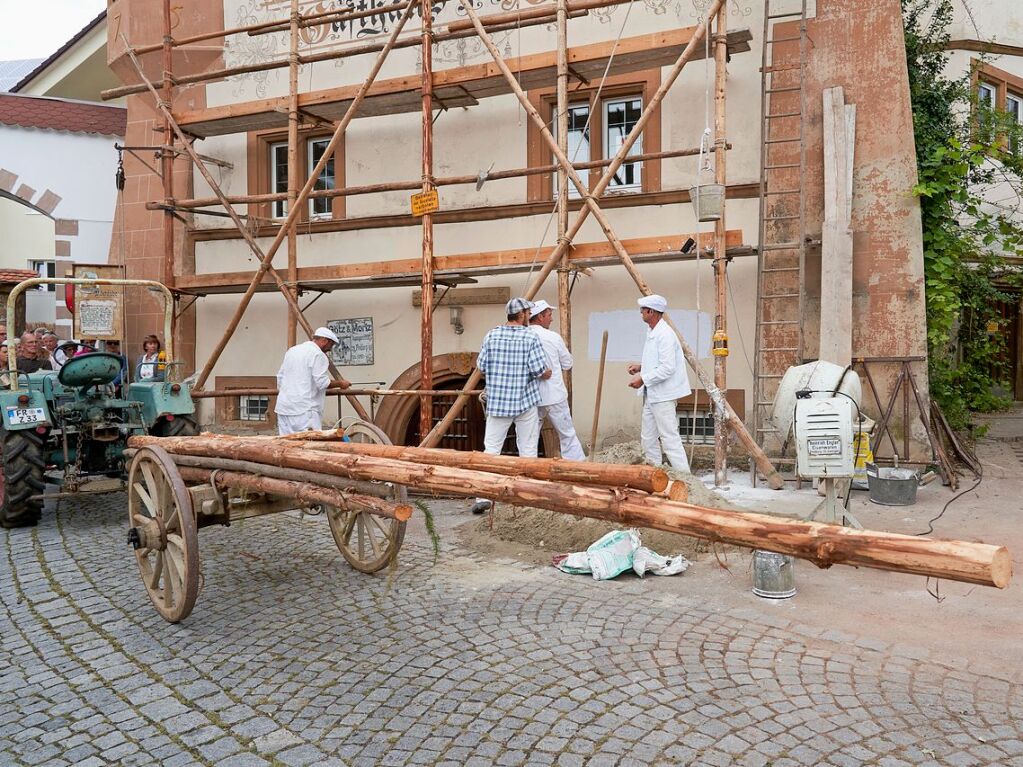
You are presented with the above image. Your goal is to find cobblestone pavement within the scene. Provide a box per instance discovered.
[2,492,1022,767]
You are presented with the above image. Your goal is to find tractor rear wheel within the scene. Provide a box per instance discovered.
[0,429,46,528]
[151,415,199,438]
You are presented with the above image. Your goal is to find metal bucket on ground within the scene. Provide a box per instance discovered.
[751,550,796,599]
[866,463,919,506]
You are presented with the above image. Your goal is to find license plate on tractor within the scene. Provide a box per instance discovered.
[6,407,45,425]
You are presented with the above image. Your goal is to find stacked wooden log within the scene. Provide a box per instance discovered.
[127,433,1012,589]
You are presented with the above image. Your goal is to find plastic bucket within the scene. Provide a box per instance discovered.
[689,183,725,222]
[866,464,918,506]
[751,550,796,599]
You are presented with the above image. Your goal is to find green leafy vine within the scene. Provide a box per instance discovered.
[904,0,1023,429]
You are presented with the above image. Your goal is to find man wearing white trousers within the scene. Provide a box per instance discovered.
[471,297,552,514]
[627,295,692,471]
[275,327,351,435]
[528,300,586,461]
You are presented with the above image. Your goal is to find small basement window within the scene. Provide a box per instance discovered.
[238,394,270,422]
[678,409,715,445]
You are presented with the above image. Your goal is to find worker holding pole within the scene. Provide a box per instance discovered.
[528,299,585,461]
[627,295,692,472]
[275,327,351,435]
[471,298,552,514]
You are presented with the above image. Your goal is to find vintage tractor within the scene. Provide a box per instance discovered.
[0,278,197,528]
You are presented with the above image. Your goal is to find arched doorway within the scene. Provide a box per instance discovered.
[375,353,558,456]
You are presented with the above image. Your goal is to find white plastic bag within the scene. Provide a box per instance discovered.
[554,529,689,581]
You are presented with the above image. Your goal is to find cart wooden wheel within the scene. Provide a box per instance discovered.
[127,446,199,623]
[326,419,408,574]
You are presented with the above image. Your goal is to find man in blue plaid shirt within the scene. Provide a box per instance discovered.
[471,297,552,514]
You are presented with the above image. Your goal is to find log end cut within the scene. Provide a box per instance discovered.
[991,546,1012,589]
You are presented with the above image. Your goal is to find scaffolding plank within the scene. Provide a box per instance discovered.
[177,231,745,294]
[176,27,752,137]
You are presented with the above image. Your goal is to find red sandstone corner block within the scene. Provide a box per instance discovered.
[15,184,35,203]
[0,169,16,192]
[54,219,78,236]
[36,190,62,214]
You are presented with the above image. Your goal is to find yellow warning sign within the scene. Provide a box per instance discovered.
[986,320,1000,334]
[410,189,439,217]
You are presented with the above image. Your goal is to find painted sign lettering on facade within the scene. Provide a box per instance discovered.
[328,317,375,365]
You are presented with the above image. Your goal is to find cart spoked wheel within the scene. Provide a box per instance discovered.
[127,446,199,622]
[326,419,407,574]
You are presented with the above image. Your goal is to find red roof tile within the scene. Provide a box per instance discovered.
[0,93,125,137]
[0,269,44,285]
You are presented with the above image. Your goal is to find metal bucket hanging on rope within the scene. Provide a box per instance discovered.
[689,181,725,222]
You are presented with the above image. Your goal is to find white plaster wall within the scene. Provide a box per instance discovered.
[0,198,53,269]
[189,0,773,438]
[0,124,122,264]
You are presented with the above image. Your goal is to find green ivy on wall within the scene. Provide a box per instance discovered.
[903,0,1023,429]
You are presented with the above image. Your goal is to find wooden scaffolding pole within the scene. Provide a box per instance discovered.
[421,0,727,449]
[103,0,630,101]
[287,0,300,348]
[424,0,782,490]
[161,0,174,289]
[420,0,436,441]
[181,1,418,395]
[119,39,372,420]
[713,4,729,486]
[556,0,573,407]
[163,146,711,211]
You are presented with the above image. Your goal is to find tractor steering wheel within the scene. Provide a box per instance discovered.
[58,341,97,356]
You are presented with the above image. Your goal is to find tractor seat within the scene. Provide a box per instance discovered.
[58,352,123,388]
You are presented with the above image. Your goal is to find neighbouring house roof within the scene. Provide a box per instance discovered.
[0,269,43,285]
[10,11,106,94]
[0,92,125,136]
[0,59,44,92]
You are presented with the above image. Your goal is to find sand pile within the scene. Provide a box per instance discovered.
[458,441,739,560]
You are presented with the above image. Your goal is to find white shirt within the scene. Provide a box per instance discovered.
[275,341,331,416]
[531,324,573,406]
[639,319,691,403]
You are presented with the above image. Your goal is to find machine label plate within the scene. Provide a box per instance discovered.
[807,436,841,456]
[6,407,46,425]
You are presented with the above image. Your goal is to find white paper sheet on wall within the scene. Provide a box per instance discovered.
[587,309,713,362]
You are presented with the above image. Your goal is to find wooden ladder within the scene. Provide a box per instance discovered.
[751,0,809,469]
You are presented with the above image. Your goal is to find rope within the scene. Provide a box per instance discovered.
[687,8,714,456]
[520,0,635,292]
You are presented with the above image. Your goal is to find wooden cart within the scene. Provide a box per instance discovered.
[125,420,407,622]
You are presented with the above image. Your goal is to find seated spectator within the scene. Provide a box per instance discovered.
[42,333,63,371]
[16,332,52,374]
[105,339,128,387]
[135,335,166,382]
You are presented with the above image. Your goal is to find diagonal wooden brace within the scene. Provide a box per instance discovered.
[120,37,375,420]
[422,0,726,448]
[427,0,783,490]
[180,1,419,402]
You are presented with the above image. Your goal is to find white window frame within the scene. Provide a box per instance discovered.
[556,103,591,200]
[307,138,335,219]
[678,409,715,445]
[978,82,996,107]
[30,260,55,292]
[238,394,270,421]
[1007,93,1022,154]
[604,96,643,192]
[270,142,288,219]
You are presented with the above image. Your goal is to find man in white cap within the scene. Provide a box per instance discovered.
[471,297,552,513]
[274,327,351,435]
[627,294,692,471]
[528,299,585,461]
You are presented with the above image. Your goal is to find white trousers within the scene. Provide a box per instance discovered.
[277,411,323,436]
[539,399,586,461]
[641,398,690,472]
[476,407,539,504]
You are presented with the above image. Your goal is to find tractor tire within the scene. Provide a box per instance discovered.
[0,429,46,528]
[151,415,199,438]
